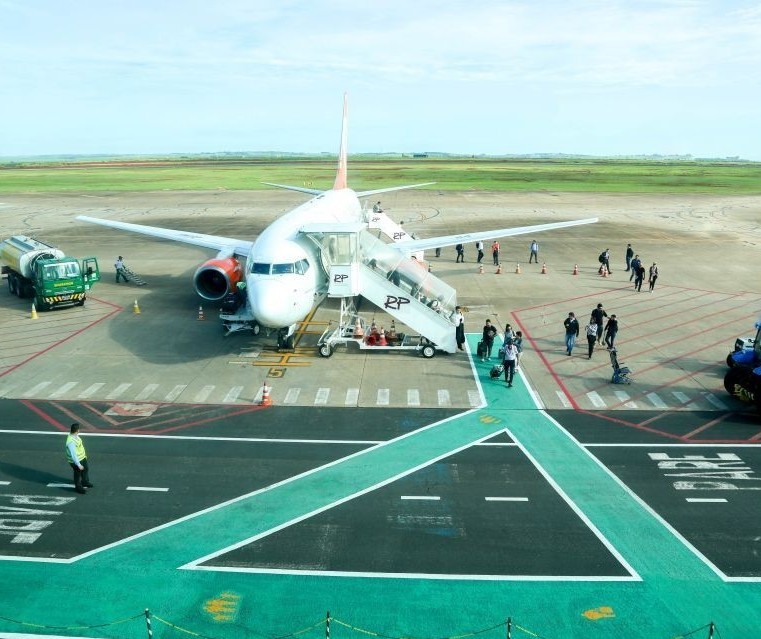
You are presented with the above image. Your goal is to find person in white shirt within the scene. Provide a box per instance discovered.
[453,306,465,351]
[529,240,539,264]
[475,241,484,264]
[502,339,518,387]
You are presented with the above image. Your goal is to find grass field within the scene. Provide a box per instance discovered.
[1,157,761,194]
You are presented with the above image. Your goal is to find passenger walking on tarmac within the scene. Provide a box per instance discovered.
[491,240,500,265]
[476,241,484,263]
[114,256,128,283]
[625,244,634,271]
[634,263,646,292]
[564,312,579,356]
[454,306,466,351]
[529,240,539,264]
[590,303,608,345]
[598,248,612,274]
[65,422,93,495]
[604,314,619,350]
[481,319,497,361]
[502,338,518,387]
[504,323,516,342]
[455,243,465,263]
[514,331,524,368]
[435,247,441,257]
[648,262,659,291]
[585,320,598,359]
[629,254,641,282]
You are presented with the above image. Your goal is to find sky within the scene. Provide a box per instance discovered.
[1,0,760,159]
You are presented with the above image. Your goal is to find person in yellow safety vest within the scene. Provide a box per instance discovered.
[65,422,93,494]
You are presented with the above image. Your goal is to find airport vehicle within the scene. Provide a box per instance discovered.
[724,322,761,412]
[0,235,100,310]
[77,95,597,352]
[726,322,761,368]
[316,300,439,358]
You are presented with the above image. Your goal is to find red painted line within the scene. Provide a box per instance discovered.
[510,312,580,410]
[574,408,687,440]
[0,304,122,378]
[683,412,736,439]
[20,400,67,430]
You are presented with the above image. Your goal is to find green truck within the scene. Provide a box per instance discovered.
[0,235,100,310]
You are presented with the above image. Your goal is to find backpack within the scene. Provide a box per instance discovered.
[598,252,606,264]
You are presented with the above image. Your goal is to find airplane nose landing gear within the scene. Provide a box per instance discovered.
[277,327,296,350]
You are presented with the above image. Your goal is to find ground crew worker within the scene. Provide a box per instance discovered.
[65,422,93,494]
[372,201,383,214]
[115,256,128,283]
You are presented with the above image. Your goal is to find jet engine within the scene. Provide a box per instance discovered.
[193,256,244,301]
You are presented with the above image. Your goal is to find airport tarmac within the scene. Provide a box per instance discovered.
[1,189,760,413]
[1,188,761,638]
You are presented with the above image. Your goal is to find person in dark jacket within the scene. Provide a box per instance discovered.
[634,263,646,292]
[604,314,619,349]
[563,312,579,355]
[590,303,608,346]
[625,244,634,271]
[481,319,497,361]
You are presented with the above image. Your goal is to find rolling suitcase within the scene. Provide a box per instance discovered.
[476,340,486,358]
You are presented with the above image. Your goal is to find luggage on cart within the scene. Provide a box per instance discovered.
[609,348,633,384]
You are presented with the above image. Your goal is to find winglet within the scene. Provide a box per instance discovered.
[333,93,349,190]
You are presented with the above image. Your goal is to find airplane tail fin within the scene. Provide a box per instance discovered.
[333,93,349,190]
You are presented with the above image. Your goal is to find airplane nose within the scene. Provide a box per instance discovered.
[248,281,306,328]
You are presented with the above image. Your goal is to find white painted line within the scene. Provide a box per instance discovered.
[587,391,606,408]
[400,495,440,501]
[21,381,51,398]
[377,388,389,406]
[135,383,159,401]
[407,389,420,406]
[223,386,244,403]
[467,389,481,407]
[672,391,691,404]
[0,481,10,485]
[78,383,105,399]
[646,392,668,409]
[686,498,727,503]
[555,390,572,408]
[126,486,169,492]
[437,389,451,407]
[164,385,187,402]
[285,388,301,404]
[484,496,529,502]
[345,388,359,406]
[314,388,330,405]
[194,385,214,402]
[47,483,75,488]
[106,383,131,400]
[613,390,637,409]
[49,382,78,398]
[704,393,729,410]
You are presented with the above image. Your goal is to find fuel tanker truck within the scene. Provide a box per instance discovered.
[0,235,100,310]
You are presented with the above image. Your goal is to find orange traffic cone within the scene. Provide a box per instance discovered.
[259,382,272,406]
[478,264,484,274]
[600,265,608,278]
[379,328,388,346]
[31,303,38,320]
[197,305,205,320]
[353,319,364,337]
[133,299,141,314]
[573,264,579,276]
[496,264,502,274]
[515,263,522,274]
[541,262,548,274]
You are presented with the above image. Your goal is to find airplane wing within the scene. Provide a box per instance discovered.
[356,182,436,198]
[393,217,599,252]
[76,216,254,256]
[261,182,324,196]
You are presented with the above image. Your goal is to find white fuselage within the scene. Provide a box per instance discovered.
[245,188,362,329]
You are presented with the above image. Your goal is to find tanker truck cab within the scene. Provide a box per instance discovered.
[34,256,101,310]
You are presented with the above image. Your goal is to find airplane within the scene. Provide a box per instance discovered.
[77,95,597,353]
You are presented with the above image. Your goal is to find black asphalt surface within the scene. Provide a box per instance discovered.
[204,440,631,577]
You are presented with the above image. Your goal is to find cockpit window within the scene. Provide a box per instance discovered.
[251,263,270,274]
[272,263,295,274]
[295,259,309,275]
